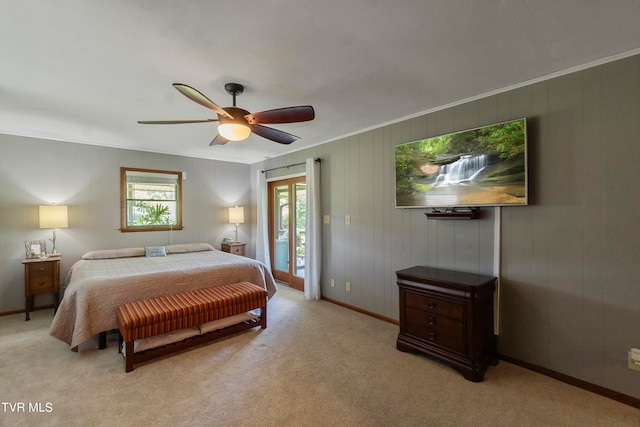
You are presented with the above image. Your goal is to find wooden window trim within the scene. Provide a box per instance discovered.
[120,167,184,232]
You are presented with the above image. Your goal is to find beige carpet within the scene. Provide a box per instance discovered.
[0,284,638,427]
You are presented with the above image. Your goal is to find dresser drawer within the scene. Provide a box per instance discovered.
[405,307,465,354]
[404,291,464,320]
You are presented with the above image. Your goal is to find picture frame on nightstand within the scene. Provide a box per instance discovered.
[25,240,47,259]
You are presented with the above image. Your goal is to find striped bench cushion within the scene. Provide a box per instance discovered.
[117,282,267,342]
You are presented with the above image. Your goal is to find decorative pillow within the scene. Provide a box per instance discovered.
[82,247,145,260]
[165,243,214,254]
[144,246,167,257]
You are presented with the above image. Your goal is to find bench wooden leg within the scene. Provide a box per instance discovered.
[260,306,267,329]
[125,341,134,372]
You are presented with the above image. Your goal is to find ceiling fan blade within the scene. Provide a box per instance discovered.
[250,124,299,144]
[245,105,315,125]
[173,83,234,120]
[137,119,218,124]
[209,134,229,146]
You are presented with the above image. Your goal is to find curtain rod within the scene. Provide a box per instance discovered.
[261,158,321,174]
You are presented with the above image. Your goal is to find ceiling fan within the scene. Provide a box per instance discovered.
[138,83,315,146]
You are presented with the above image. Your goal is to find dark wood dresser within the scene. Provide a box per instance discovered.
[396,266,497,382]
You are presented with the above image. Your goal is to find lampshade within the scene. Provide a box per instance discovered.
[228,206,245,224]
[218,123,251,141]
[39,205,68,229]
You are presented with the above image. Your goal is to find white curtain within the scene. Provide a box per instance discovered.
[255,169,271,270]
[304,158,321,300]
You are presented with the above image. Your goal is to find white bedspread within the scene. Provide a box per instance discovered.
[49,249,277,348]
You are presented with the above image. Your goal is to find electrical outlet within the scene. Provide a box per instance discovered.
[629,350,640,372]
[346,281,351,292]
[324,215,330,224]
[345,214,351,225]
[331,279,335,288]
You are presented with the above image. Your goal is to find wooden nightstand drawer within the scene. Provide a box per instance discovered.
[404,292,464,320]
[221,243,246,257]
[28,273,55,293]
[28,262,54,279]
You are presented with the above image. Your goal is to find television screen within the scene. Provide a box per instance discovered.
[395,118,527,208]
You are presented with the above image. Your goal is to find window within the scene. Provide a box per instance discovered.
[120,167,183,232]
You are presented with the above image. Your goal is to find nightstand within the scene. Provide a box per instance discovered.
[22,256,60,321]
[221,242,246,257]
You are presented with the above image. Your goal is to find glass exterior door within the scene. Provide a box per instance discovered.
[268,176,306,290]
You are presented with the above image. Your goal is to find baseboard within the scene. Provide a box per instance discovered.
[320,296,639,409]
[498,353,640,409]
[0,304,54,318]
[321,296,399,325]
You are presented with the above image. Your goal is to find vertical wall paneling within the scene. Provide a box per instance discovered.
[347,134,359,303]
[384,124,399,315]
[547,73,585,377]
[600,57,640,397]
[372,127,386,314]
[581,65,605,385]
[359,131,376,310]
[255,54,640,400]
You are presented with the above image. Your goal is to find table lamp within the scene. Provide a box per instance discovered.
[39,205,68,254]
[228,206,244,243]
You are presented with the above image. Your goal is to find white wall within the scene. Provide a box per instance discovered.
[0,135,251,311]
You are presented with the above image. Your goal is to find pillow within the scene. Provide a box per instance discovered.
[165,243,214,254]
[82,247,145,260]
[144,246,167,257]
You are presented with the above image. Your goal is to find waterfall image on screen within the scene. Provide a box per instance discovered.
[395,118,527,208]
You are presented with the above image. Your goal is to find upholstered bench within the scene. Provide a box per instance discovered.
[116,282,268,372]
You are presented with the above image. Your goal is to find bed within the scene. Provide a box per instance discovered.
[49,243,277,349]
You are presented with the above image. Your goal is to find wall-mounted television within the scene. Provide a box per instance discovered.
[395,118,527,208]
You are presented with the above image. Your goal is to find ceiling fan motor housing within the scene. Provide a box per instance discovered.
[218,106,251,141]
[219,106,250,125]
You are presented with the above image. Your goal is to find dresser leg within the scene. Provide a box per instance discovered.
[396,340,414,353]
[461,368,485,383]
[25,297,30,321]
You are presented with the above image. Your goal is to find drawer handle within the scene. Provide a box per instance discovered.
[428,317,436,326]
[428,302,436,309]
[39,268,45,271]
[428,332,436,340]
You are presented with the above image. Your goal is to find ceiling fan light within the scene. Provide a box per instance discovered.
[218,123,251,141]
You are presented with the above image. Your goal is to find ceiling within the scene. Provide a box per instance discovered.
[1,1,639,165]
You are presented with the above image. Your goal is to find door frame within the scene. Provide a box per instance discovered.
[267,175,306,291]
